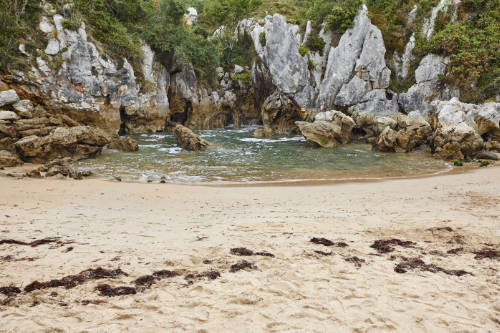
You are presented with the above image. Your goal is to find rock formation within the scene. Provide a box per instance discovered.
[173,124,211,151]
[15,126,111,163]
[296,111,356,147]
[108,135,139,152]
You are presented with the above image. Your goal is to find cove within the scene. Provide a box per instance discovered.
[77,126,450,184]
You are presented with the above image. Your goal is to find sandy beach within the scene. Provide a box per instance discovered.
[0,167,499,332]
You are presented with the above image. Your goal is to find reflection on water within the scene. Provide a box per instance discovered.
[77,126,451,184]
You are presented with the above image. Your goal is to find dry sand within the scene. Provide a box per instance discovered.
[0,167,499,332]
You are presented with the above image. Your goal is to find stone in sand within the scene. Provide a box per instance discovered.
[173,124,211,151]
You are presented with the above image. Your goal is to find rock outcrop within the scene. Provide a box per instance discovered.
[15,126,111,163]
[373,112,432,152]
[399,55,459,115]
[296,111,356,147]
[429,98,498,160]
[173,124,211,151]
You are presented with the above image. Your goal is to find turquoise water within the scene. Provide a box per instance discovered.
[77,126,451,184]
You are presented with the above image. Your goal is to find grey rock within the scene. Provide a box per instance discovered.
[13,100,33,119]
[0,90,20,107]
[399,55,458,115]
[39,16,54,33]
[185,7,198,26]
[45,38,60,55]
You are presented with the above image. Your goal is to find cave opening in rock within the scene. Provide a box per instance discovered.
[118,106,128,135]
[170,101,191,125]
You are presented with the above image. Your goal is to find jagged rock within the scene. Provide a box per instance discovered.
[352,112,397,139]
[373,113,432,152]
[399,55,458,115]
[0,90,20,107]
[0,150,22,167]
[335,77,371,106]
[351,89,399,116]
[0,111,18,121]
[430,99,487,159]
[173,124,211,151]
[108,135,139,152]
[296,111,355,147]
[260,91,303,137]
[244,15,315,108]
[15,126,111,163]
[319,5,390,109]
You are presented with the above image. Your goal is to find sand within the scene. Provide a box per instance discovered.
[0,167,499,332]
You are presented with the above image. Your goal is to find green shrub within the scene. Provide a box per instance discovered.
[479,160,490,167]
[308,58,315,71]
[259,31,266,47]
[453,160,464,166]
[298,44,309,57]
[233,72,251,84]
[305,35,326,56]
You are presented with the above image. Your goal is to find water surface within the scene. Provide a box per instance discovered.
[77,126,450,184]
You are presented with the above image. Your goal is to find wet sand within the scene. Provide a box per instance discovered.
[0,167,499,332]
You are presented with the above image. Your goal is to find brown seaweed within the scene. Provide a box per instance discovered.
[394,257,471,276]
[96,284,137,297]
[230,260,256,273]
[370,239,415,253]
[24,267,128,292]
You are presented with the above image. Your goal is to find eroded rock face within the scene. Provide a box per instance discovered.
[15,126,111,163]
[399,55,459,115]
[260,91,303,137]
[296,111,355,147]
[373,113,432,152]
[0,150,22,167]
[428,98,499,159]
[173,124,211,151]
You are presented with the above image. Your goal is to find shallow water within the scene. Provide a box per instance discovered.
[77,126,450,184]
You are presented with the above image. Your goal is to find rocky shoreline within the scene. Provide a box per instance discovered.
[1,3,499,173]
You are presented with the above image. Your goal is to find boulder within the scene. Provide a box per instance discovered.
[0,150,22,167]
[15,126,111,163]
[296,111,355,147]
[108,135,139,152]
[0,90,20,107]
[173,124,211,151]
[429,98,493,159]
[373,114,432,153]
